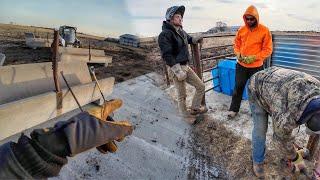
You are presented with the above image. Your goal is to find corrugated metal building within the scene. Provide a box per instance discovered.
[271,34,320,79]
[119,34,140,47]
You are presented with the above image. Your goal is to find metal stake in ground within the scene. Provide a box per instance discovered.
[60,71,84,112]
[89,66,116,122]
[89,66,106,102]
[52,30,63,110]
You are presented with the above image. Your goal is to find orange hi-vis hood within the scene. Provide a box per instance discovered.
[243,5,259,27]
[234,5,273,68]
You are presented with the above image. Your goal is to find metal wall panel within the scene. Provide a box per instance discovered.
[271,34,320,79]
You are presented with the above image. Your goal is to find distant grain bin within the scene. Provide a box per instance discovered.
[119,34,140,47]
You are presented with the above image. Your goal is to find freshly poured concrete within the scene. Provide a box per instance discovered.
[50,73,194,180]
[0,73,222,179]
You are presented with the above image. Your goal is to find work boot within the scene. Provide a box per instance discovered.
[190,106,208,115]
[253,162,265,179]
[227,111,238,119]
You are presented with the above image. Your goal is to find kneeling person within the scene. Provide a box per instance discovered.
[248,67,320,178]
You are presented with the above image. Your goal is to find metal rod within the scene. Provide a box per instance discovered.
[52,30,60,93]
[205,85,220,93]
[201,44,233,51]
[203,66,218,73]
[191,43,203,79]
[60,71,84,112]
[191,43,206,106]
[89,66,106,102]
[52,30,63,110]
[89,41,91,62]
[202,33,236,39]
[201,53,235,62]
[200,43,204,79]
[203,77,218,83]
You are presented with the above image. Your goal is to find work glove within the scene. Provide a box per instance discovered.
[287,149,307,173]
[241,55,256,64]
[235,53,242,61]
[171,63,187,81]
[86,99,130,154]
[31,99,133,157]
[192,35,204,45]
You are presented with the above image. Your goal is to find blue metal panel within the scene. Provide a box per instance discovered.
[271,34,320,79]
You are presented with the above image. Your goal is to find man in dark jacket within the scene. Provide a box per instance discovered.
[158,5,207,118]
[248,67,320,178]
[0,99,133,179]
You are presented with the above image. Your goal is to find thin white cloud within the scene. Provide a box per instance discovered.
[125,0,320,36]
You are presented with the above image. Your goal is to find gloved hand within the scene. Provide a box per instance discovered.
[288,149,307,173]
[236,53,243,61]
[171,63,187,81]
[87,99,129,154]
[192,35,203,44]
[241,55,256,64]
[31,99,133,157]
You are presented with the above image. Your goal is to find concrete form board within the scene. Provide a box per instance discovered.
[0,62,92,105]
[59,54,112,65]
[58,47,105,57]
[0,77,115,140]
[26,38,52,49]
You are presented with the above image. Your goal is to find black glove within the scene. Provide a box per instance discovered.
[33,112,133,157]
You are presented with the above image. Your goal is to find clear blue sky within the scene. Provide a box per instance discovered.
[1,0,320,37]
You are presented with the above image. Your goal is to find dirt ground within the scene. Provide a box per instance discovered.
[0,23,157,83]
[0,23,234,83]
[165,83,317,179]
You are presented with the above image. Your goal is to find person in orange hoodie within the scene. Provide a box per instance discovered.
[227,5,273,118]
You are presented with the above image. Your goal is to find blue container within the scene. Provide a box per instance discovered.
[211,58,248,100]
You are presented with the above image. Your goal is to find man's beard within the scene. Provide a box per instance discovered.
[249,21,257,28]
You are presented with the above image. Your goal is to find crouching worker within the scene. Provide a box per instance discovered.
[248,67,320,178]
[158,5,207,118]
[0,99,133,179]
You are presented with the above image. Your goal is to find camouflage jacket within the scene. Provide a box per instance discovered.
[248,67,320,156]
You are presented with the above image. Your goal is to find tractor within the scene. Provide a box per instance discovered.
[58,25,81,47]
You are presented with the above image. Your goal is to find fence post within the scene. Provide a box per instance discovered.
[191,43,206,106]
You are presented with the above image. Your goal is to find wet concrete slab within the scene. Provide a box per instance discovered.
[52,73,193,180]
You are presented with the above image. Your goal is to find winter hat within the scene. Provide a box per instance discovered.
[165,6,185,21]
[306,111,320,135]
